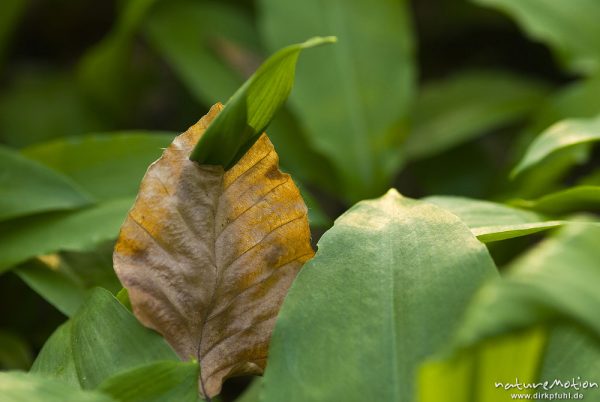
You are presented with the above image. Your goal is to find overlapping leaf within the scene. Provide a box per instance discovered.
[113,104,314,399]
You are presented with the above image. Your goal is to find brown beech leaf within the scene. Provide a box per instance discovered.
[113,103,314,399]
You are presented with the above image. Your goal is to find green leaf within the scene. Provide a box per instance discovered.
[419,328,546,402]
[407,71,547,160]
[144,0,260,105]
[32,289,179,389]
[30,321,79,387]
[189,36,336,168]
[0,145,92,222]
[261,189,497,402]
[0,331,32,370]
[0,71,106,148]
[538,324,600,401]
[70,288,178,389]
[510,185,600,215]
[0,198,132,274]
[259,0,416,201]
[473,0,600,75]
[15,243,121,317]
[455,224,600,347]
[425,195,565,242]
[77,0,159,110]
[22,132,175,201]
[513,115,600,177]
[0,372,115,402]
[98,361,199,402]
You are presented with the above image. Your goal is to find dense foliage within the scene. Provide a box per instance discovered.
[1,0,599,401]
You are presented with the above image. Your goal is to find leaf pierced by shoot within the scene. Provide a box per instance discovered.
[113,104,314,399]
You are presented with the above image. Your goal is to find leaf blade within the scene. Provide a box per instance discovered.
[114,105,314,398]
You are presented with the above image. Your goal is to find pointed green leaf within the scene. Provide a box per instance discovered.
[30,321,79,387]
[513,115,600,177]
[70,288,178,389]
[425,196,565,242]
[189,36,335,168]
[473,0,600,75]
[22,132,175,201]
[0,198,132,274]
[0,145,92,222]
[261,190,497,402]
[511,185,600,215]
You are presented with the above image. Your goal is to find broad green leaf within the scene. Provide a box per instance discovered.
[425,195,564,242]
[511,185,600,215]
[455,224,600,347]
[0,145,92,221]
[261,190,497,402]
[98,361,199,402]
[70,288,179,389]
[189,36,336,168]
[513,115,600,177]
[473,0,600,75]
[22,132,175,201]
[259,0,416,201]
[16,243,120,317]
[144,0,260,105]
[0,71,106,148]
[30,322,79,387]
[419,328,546,402]
[0,198,132,274]
[407,70,547,160]
[0,372,115,402]
[0,331,32,370]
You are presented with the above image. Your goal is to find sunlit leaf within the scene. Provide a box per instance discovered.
[407,70,547,160]
[98,361,199,402]
[513,115,600,177]
[455,224,600,346]
[0,198,132,274]
[0,145,92,222]
[259,0,416,201]
[22,132,175,201]
[425,195,565,242]
[419,329,546,402]
[190,36,336,168]
[261,190,497,402]
[114,105,314,399]
[473,0,600,75]
[0,372,115,402]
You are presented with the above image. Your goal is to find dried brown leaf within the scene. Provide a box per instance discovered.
[113,103,314,399]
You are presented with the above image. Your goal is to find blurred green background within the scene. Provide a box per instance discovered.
[1,0,599,400]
